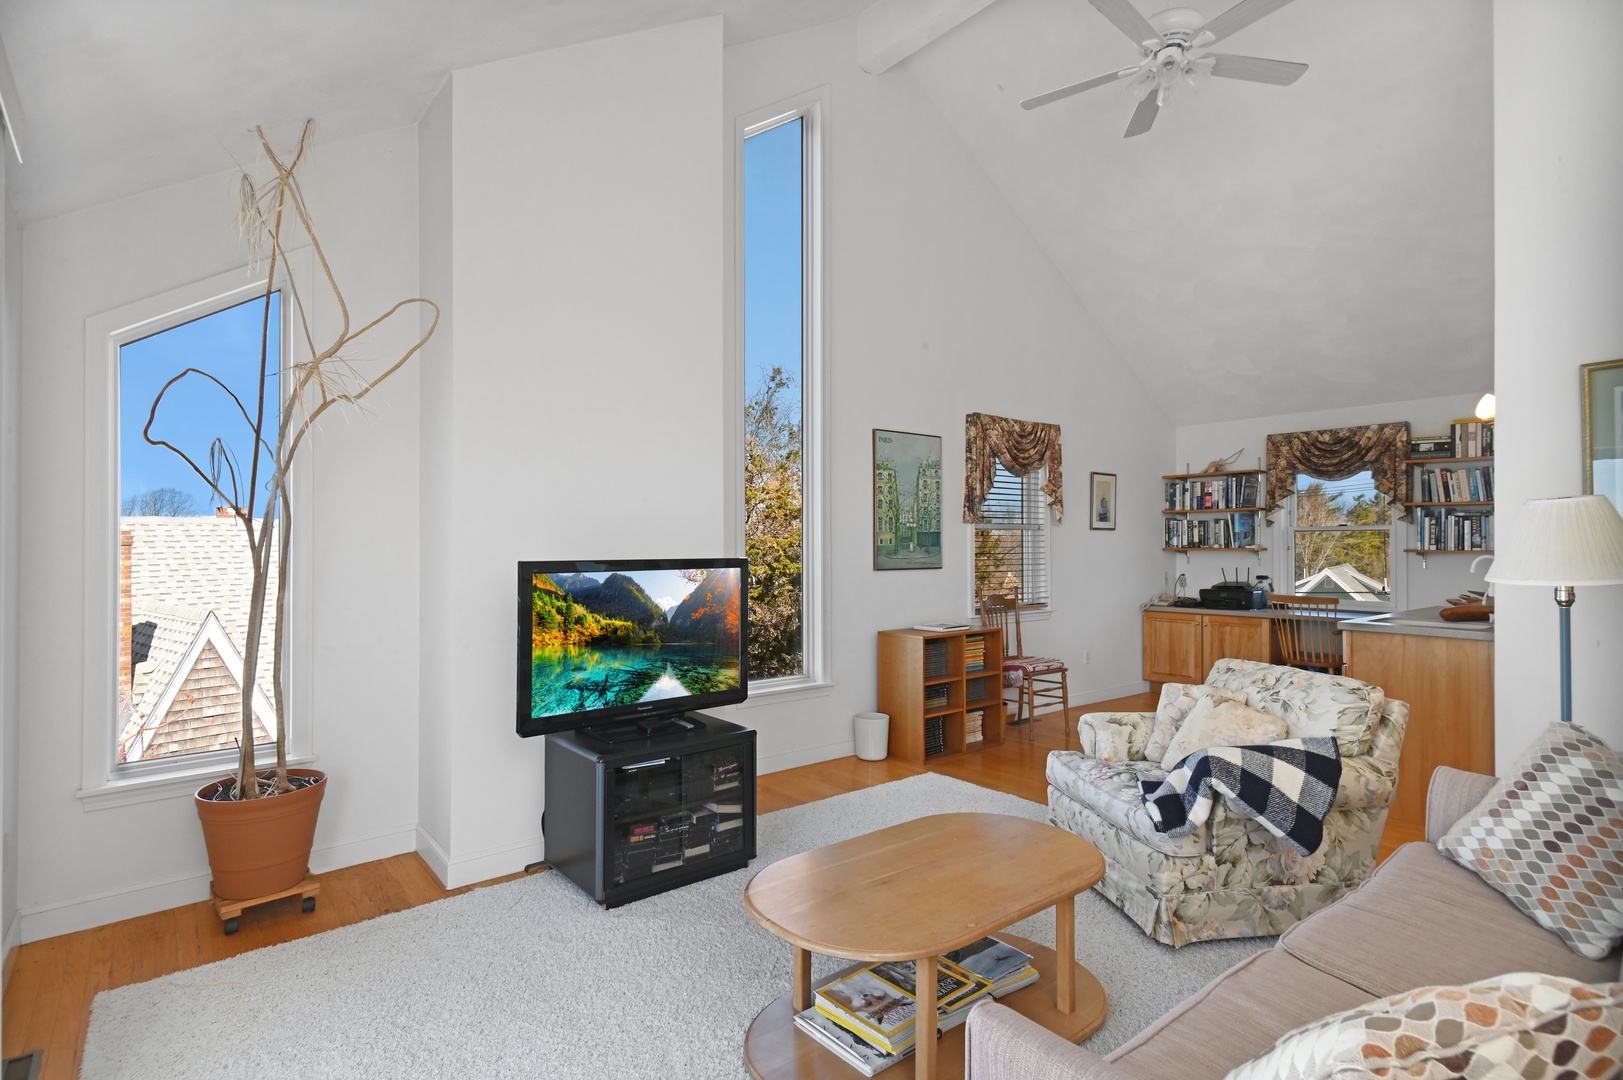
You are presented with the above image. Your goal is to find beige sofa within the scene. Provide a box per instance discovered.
[965,767,1623,1079]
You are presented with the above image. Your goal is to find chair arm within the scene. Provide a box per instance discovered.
[1075,711,1154,762]
[1425,766,1497,842]
[965,1002,1134,1080]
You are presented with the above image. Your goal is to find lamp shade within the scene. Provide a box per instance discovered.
[1486,495,1623,586]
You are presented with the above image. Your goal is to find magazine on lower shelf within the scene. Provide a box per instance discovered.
[793,1006,910,1076]
[942,936,1038,996]
[814,955,992,1055]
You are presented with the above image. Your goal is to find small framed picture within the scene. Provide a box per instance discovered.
[1582,359,1623,512]
[1090,472,1117,530]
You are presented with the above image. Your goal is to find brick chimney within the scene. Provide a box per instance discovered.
[119,527,134,691]
[216,505,239,518]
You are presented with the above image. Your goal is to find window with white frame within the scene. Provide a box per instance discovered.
[740,99,824,687]
[1279,470,1395,609]
[116,292,284,765]
[972,463,1050,609]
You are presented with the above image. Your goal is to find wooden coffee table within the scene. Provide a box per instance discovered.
[743,813,1108,1079]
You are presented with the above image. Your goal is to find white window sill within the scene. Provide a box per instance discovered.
[734,677,835,709]
[77,753,319,811]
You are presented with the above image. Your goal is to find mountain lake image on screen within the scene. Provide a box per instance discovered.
[526,563,744,723]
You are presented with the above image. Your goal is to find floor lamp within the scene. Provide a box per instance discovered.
[1486,495,1623,724]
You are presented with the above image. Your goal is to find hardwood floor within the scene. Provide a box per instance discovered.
[29,689,1406,1078]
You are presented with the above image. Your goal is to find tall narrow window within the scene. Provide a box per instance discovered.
[117,294,282,763]
[1286,470,1393,604]
[972,464,1050,608]
[742,116,806,680]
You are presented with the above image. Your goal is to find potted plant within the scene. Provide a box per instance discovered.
[143,120,438,902]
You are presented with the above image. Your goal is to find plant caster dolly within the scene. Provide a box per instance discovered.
[209,875,321,935]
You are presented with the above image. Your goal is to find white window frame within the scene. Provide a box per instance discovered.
[969,466,1052,616]
[79,257,316,809]
[1274,472,1405,614]
[730,90,831,705]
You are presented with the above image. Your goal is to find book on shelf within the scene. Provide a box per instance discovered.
[912,622,969,632]
[794,1006,909,1076]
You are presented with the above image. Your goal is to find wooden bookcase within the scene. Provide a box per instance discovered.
[876,626,1006,763]
[1405,454,1494,562]
[1161,469,1268,553]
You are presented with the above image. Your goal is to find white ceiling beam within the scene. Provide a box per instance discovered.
[857,0,1001,75]
[0,32,22,162]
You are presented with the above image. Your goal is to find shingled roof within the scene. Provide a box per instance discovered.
[119,515,279,763]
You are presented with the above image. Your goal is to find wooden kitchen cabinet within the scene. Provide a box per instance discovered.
[1142,608,1279,688]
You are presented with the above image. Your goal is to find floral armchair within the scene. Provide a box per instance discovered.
[1046,658,1409,946]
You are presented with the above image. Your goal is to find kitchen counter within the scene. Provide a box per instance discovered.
[1338,607,1495,641]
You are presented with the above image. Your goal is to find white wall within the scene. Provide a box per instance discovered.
[1,130,20,968]
[1493,0,1623,763]
[720,18,1173,771]
[415,19,726,887]
[15,126,424,941]
[1175,393,1490,608]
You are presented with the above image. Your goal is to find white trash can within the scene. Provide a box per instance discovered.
[853,712,890,761]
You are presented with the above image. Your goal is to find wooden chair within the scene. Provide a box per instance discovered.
[1269,594,1344,674]
[980,593,1069,742]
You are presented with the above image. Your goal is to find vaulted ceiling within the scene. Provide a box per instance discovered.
[1,0,1494,424]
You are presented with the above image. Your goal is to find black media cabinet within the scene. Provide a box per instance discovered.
[543,712,757,907]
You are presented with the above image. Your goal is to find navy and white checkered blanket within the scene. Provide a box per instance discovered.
[1139,738,1342,856]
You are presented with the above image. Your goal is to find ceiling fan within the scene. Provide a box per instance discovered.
[1021,0,1308,137]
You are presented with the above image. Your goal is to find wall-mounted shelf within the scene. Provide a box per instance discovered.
[1408,440,1493,566]
[1162,470,1267,554]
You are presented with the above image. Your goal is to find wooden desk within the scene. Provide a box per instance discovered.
[742,813,1107,1079]
[1340,618,1494,848]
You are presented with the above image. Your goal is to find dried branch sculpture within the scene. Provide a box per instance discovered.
[144,120,439,799]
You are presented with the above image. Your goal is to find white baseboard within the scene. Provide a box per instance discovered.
[1073,679,1152,705]
[415,824,451,885]
[3,906,20,991]
[441,835,543,890]
[757,738,855,775]
[19,824,416,943]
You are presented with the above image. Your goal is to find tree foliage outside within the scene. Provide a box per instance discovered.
[1294,478,1391,594]
[121,486,198,517]
[744,365,803,679]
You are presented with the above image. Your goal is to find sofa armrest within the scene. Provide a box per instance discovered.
[1425,766,1496,842]
[1075,711,1154,762]
[965,1002,1134,1080]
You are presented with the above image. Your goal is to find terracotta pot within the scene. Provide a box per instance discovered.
[195,768,326,900]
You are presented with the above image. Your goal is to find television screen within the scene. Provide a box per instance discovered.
[516,558,748,738]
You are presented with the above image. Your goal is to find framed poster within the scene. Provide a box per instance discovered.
[1090,472,1117,530]
[1582,359,1623,512]
[873,429,943,569]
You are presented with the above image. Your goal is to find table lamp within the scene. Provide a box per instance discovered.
[1486,495,1623,723]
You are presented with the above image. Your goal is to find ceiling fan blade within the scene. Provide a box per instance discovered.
[1123,93,1160,138]
[1021,69,1130,110]
[1197,0,1298,44]
[1208,53,1308,85]
[1089,0,1161,46]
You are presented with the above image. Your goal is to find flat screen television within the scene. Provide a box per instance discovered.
[516,558,748,740]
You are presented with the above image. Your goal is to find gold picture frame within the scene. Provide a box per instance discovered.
[1582,358,1623,511]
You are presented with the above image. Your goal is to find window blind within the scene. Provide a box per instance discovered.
[972,464,1050,607]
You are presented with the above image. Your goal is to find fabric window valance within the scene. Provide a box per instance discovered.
[1264,422,1411,521]
[962,412,1064,523]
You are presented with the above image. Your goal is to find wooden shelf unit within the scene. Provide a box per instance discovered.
[876,626,1006,763]
[1162,469,1267,553]
[1407,450,1494,559]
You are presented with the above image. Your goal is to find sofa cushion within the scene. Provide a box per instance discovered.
[1105,949,1374,1080]
[1047,752,1208,857]
[1160,698,1290,770]
[1280,842,1622,995]
[1146,683,1248,764]
[1204,659,1385,757]
[1223,972,1623,1080]
[1436,720,1623,960]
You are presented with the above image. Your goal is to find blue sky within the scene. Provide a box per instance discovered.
[743,118,802,407]
[119,293,281,516]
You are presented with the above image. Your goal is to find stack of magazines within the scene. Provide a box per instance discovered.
[791,936,1035,1075]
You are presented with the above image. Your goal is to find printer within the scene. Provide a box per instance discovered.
[1198,572,1270,611]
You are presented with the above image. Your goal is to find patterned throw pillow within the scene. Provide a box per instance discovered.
[1159,697,1290,770]
[1144,683,1248,764]
[1225,972,1623,1080]
[1437,721,1623,960]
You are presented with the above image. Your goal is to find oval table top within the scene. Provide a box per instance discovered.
[743,812,1105,962]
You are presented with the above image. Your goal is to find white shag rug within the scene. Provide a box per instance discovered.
[82,773,1270,1079]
